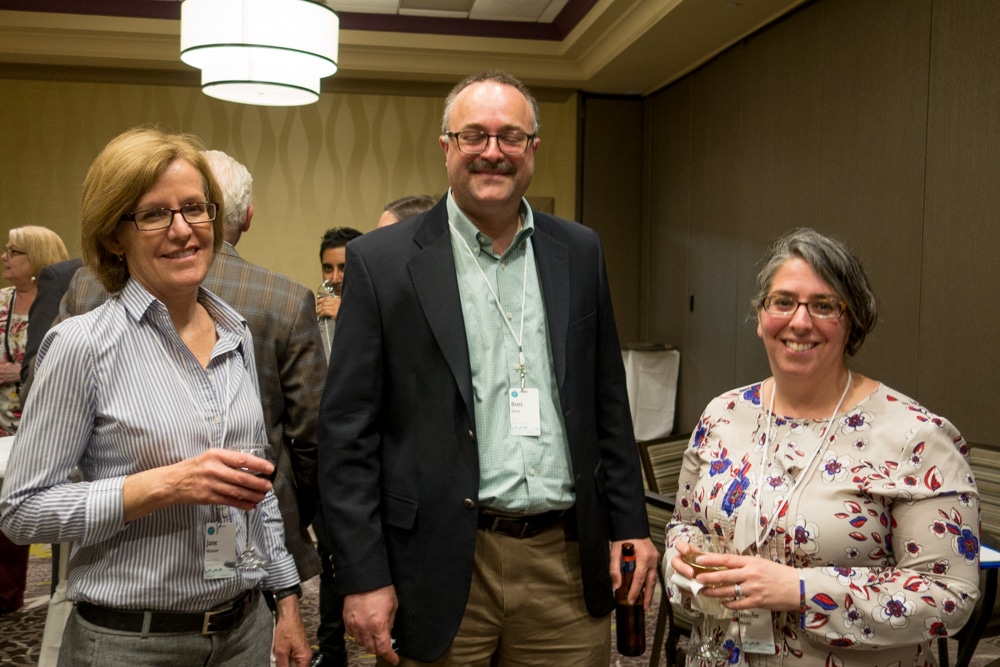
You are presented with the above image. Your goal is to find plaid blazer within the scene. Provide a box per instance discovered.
[50,243,324,580]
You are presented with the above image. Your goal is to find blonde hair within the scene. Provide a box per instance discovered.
[8,226,70,277]
[80,127,224,293]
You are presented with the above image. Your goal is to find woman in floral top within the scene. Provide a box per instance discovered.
[665,228,980,666]
[1,224,68,615]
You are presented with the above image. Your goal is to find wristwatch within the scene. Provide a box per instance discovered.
[270,584,302,603]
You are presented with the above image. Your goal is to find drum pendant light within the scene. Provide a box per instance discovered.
[181,0,339,106]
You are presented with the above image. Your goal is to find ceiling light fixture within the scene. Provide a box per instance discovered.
[180,0,339,107]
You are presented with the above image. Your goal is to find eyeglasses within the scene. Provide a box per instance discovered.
[444,130,536,155]
[121,202,218,231]
[762,294,846,320]
[3,245,26,258]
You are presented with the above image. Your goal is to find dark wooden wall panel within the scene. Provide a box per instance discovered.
[578,95,644,343]
[735,0,827,392]
[920,1,1000,442]
[682,48,744,426]
[642,0,997,443]
[814,0,931,396]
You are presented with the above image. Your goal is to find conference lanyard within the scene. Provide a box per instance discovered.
[449,221,530,389]
[753,370,852,549]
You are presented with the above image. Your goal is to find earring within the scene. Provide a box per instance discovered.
[31,275,36,282]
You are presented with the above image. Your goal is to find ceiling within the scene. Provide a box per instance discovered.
[0,0,807,96]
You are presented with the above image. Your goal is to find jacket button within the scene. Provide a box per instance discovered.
[468,430,475,441]
[463,498,475,509]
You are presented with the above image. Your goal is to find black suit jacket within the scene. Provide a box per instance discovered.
[20,258,83,397]
[318,198,648,662]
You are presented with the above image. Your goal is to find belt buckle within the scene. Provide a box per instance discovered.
[201,606,226,635]
[201,593,246,635]
[489,515,532,538]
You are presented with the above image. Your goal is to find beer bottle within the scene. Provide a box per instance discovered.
[615,542,646,656]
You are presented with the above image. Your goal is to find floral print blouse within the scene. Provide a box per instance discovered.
[0,286,28,437]
[664,381,981,666]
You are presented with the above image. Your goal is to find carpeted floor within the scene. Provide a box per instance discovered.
[3,546,1000,666]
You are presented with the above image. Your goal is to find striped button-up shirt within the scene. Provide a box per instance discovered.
[0,279,298,610]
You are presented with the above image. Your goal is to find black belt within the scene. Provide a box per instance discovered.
[478,508,569,539]
[76,589,255,636]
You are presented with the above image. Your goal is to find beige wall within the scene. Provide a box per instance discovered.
[0,78,578,292]
[640,0,999,444]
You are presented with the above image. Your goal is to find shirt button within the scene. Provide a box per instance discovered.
[213,416,221,424]
[506,312,513,319]
[529,468,536,476]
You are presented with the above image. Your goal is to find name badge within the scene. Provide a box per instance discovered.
[509,388,541,436]
[738,608,776,654]
[204,522,236,580]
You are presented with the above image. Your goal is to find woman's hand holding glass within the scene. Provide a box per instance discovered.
[673,536,802,613]
[224,443,274,570]
[674,533,734,665]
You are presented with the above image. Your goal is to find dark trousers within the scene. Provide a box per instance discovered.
[0,532,29,614]
[313,506,347,665]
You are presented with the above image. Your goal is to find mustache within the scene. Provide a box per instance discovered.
[468,158,516,174]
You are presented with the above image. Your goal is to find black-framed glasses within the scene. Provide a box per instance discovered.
[444,130,536,155]
[121,202,218,231]
[2,245,27,258]
[762,294,847,320]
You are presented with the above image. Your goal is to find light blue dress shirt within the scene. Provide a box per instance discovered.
[447,193,574,514]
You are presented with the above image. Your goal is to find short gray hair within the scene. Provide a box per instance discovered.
[202,150,252,240]
[752,228,878,356]
[440,70,540,135]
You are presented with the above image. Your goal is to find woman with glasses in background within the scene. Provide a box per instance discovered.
[0,128,310,666]
[0,225,68,615]
[664,228,980,665]
[1,226,69,438]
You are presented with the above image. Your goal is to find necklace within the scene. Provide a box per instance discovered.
[753,370,852,548]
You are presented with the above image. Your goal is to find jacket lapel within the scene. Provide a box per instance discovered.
[531,217,569,392]
[408,204,476,419]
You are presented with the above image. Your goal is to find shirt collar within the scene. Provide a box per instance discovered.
[446,190,534,257]
[118,277,247,341]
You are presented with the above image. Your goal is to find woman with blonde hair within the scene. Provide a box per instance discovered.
[0,127,310,665]
[0,224,68,614]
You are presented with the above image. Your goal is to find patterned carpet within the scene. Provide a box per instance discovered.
[2,546,999,666]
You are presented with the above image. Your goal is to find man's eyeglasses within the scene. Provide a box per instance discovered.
[444,130,536,155]
[121,202,218,232]
[2,245,27,258]
[762,294,846,320]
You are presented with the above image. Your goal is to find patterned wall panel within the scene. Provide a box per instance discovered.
[0,78,577,291]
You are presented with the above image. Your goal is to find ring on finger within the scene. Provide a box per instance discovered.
[734,582,744,599]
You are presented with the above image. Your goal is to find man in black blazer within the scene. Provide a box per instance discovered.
[19,257,83,399]
[318,71,658,666]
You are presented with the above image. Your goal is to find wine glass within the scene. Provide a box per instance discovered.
[316,280,337,353]
[225,443,272,571]
[684,532,732,665]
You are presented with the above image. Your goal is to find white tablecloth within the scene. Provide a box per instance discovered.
[0,435,14,480]
[621,346,680,441]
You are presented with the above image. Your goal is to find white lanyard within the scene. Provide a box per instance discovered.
[753,370,852,549]
[449,221,530,389]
